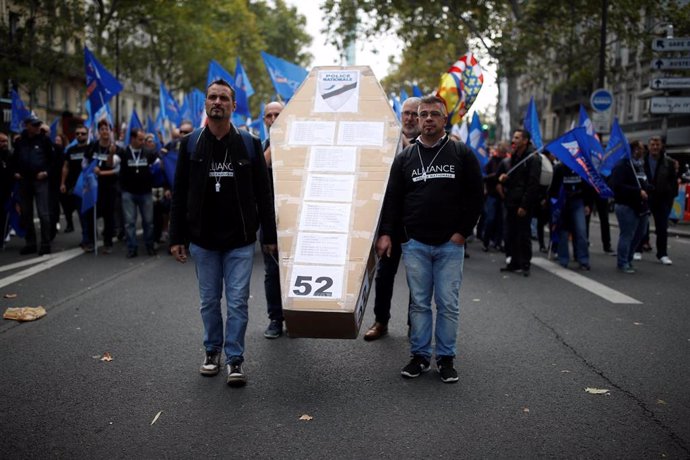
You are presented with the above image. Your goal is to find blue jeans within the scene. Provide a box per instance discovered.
[615,204,648,268]
[121,191,154,252]
[482,195,503,248]
[557,198,589,267]
[402,239,464,360]
[189,242,255,364]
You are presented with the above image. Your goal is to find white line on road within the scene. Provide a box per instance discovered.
[531,257,642,304]
[0,248,84,289]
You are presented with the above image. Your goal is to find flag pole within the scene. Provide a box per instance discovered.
[505,146,545,177]
[93,201,98,257]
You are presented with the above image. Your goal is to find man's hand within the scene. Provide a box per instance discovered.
[640,190,648,201]
[60,184,67,194]
[94,167,101,176]
[584,206,591,216]
[262,244,277,255]
[517,207,527,217]
[170,244,187,263]
[498,173,508,183]
[376,235,392,258]
[450,233,465,245]
[36,171,48,180]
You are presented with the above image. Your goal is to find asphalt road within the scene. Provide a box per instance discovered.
[1,221,689,459]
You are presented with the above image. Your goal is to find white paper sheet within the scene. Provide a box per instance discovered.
[337,121,385,146]
[288,265,345,300]
[308,146,358,173]
[289,121,336,145]
[299,202,351,232]
[304,174,355,202]
[294,232,348,265]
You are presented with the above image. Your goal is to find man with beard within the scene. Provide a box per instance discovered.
[364,96,421,341]
[497,129,541,276]
[169,79,276,387]
[61,124,92,251]
[377,96,483,383]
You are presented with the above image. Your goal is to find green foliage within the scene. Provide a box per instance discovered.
[3,0,312,119]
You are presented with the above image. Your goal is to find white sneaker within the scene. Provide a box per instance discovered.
[505,256,512,265]
[659,256,673,265]
[633,252,642,261]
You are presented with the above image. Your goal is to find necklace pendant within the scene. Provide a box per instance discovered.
[215,182,221,193]
[135,168,139,174]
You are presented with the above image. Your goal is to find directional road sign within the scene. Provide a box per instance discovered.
[650,97,690,114]
[651,58,690,70]
[652,37,690,52]
[650,77,690,90]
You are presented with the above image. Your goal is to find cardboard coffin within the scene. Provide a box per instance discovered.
[268,66,401,338]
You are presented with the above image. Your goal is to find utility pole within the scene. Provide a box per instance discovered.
[598,0,608,89]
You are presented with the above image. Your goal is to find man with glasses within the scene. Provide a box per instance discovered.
[377,96,483,383]
[364,96,421,341]
[12,115,57,255]
[61,125,93,251]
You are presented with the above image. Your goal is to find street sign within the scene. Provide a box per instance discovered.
[650,77,690,90]
[590,88,613,112]
[651,58,690,70]
[652,37,690,51]
[649,97,690,114]
[591,111,611,134]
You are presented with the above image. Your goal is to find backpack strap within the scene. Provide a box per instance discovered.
[186,126,257,162]
[186,127,205,158]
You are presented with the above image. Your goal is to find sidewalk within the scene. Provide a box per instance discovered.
[592,215,690,239]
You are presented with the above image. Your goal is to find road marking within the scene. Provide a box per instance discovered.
[0,248,84,289]
[531,258,642,304]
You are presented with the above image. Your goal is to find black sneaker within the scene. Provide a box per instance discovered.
[226,363,247,387]
[437,356,459,383]
[401,355,430,378]
[199,351,221,376]
[19,245,37,255]
[264,320,283,339]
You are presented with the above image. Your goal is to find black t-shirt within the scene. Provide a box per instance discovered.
[64,143,89,189]
[198,133,244,250]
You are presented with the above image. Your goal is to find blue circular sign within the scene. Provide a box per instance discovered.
[590,88,613,112]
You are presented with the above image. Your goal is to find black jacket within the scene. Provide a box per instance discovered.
[549,162,596,207]
[169,126,276,248]
[12,131,55,181]
[644,152,678,209]
[610,157,649,214]
[498,147,542,211]
[379,137,483,245]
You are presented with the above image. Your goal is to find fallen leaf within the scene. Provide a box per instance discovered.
[584,387,610,395]
[523,407,530,413]
[299,414,313,421]
[633,322,643,326]
[100,352,113,362]
[4,293,17,299]
[151,411,163,426]
[657,399,667,405]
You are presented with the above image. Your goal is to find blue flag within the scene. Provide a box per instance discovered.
[234,58,254,119]
[412,84,423,97]
[400,88,409,102]
[4,183,25,237]
[10,89,32,133]
[187,89,205,127]
[260,51,307,101]
[49,117,60,143]
[206,60,234,88]
[93,102,113,127]
[84,46,123,116]
[524,97,543,149]
[74,159,99,213]
[577,104,604,170]
[468,112,489,170]
[545,127,613,198]
[162,150,178,189]
[125,109,143,146]
[159,83,181,127]
[600,118,631,178]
